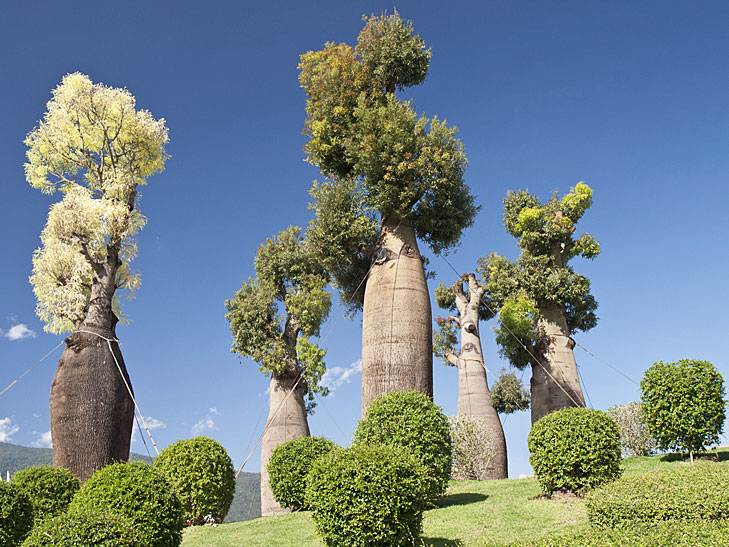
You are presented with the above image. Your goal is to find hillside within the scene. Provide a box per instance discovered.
[182,449,729,546]
[0,441,261,523]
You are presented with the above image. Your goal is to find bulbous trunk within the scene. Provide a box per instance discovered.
[530,301,585,424]
[456,307,507,479]
[50,324,134,481]
[260,373,310,517]
[361,217,433,415]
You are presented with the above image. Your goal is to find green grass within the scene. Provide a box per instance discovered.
[182,450,729,547]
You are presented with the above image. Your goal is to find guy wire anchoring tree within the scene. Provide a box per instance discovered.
[433,274,508,479]
[481,182,600,424]
[300,12,478,413]
[225,226,331,516]
[25,73,169,480]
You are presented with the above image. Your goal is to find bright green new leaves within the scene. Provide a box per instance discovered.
[300,13,477,309]
[225,227,332,401]
[640,359,726,458]
[481,184,600,368]
[25,73,168,334]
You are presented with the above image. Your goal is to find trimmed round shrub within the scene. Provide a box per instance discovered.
[0,481,34,546]
[306,444,428,546]
[501,521,729,546]
[153,436,235,525]
[641,359,726,459]
[586,462,729,528]
[21,508,142,546]
[69,461,183,547]
[12,465,79,523]
[528,407,622,495]
[268,436,337,510]
[354,390,452,500]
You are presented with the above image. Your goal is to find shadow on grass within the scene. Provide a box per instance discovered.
[420,537,463,547]
[660,449,729,463]
[435,492,488,508]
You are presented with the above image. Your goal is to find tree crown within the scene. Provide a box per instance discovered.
[225,227,331,400]
[26,73,168,333]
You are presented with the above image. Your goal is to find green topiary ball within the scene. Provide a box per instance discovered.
[153,436,235,525]
[12,465,79,523]
[528,407,622,495]
[21,508,142,546]
[354,390,452,501]
[306,444,428,547]
[268,436,338,510]
[69,461,183,547]
[0,481,34,546]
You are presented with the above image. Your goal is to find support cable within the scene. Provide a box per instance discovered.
[574,342,640,386]
[0,340,65,398]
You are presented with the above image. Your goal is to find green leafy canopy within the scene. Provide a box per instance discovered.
[225,226,332,401]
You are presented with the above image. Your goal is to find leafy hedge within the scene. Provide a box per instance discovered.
[69,461,183,547]
[305,444,428,546]
[528,408,622,495]
[268,436,337,510]
[21,508,142,546]
[12,465,79,523]
[501,521,729,546]
[586,462,729,527]
[0,481,34,546]
[153,436,235,525]
[354,390,452,501]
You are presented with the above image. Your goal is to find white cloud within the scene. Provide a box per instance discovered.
[6,314,19,322]
[3,324,37,341]
[32,430,52,448]
[143,416,167,430]
[0,418,19,442]
[191,408,220,435]
[321,359,362,392]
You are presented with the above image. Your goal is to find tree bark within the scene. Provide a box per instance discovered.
[260,372,310,517]
[50,251,134,481]
[361,217,433,415]
[452,279,507,479]
[530,301,585,424]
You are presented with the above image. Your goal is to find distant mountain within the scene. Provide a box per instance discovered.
[0,441,260,522]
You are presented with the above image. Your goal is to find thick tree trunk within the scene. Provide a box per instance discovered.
[361,217,433,415]
[452,282,507,479]
[50,254,134,481]
[530,301,585,424]
[260,373,310,517]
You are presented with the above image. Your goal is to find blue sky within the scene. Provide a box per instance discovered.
[1,1,728,478]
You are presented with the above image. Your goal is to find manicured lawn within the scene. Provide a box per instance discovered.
[181,450,729,547]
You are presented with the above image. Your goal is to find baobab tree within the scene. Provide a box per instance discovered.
[225,227,331,516]
[433,274,507,479]
[25,73,169,480]
[481,183,599,423]
[300,12,478,413]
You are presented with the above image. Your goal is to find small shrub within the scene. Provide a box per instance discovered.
[491,369,530,414]
[153,436,235,525]
[69,461,183,547]
[502,521,729,546]
[586,462,729,528]
[0,481,34,546]
[528,407,622,495]
[268,436,337,510]
[354,390,452,500]
[449,415,496,480]
[607,402,656,457]
[12,465,79,523]
[306,444,428,547]
[21,508,142,546]
[641,359,726,460]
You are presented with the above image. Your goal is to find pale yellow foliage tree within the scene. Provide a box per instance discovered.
[24,73,168,479]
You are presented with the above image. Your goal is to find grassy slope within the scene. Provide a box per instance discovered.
[182,449,729,547]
